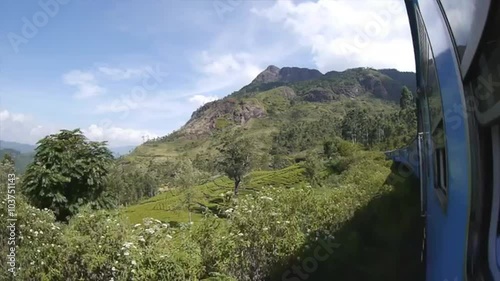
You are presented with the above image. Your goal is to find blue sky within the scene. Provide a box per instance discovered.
[0,0,415,146]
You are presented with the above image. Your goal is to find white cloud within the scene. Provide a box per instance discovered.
[0,109,57,144]
[83,124,159,145]
[251,0,415,72]
[63,70,106,98]
[189,95,218,106]
[191,51,263,96]
[97,66,149,81]
[0,110,27,124]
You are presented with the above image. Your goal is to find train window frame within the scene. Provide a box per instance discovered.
[488,125,500,279]
[415,7,449,210]
[427,45,449,209]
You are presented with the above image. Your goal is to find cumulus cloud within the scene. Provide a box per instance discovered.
[251,0,415,72]
[188,94,218,106]
[0,110,27,124]
[191,51,262,95]
[82,124,159,145]
[0,109,57,144]
[63,70,106,98]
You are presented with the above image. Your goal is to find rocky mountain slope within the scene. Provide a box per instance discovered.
[128,66,416,163]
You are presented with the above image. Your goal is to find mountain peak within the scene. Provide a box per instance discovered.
[251,65,323,84]
[252,65,281,84]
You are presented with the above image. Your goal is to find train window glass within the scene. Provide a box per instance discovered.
[427,38,448,203]
[438,0,478,58]
[416,9,429,89]
[467,6,500,125]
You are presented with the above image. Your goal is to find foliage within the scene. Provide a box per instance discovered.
[104,162,160,207]
[2,148,422,280]
[400,86,413,110]
[22,129,113,221]
[216,131,254,195]
[302,153,324,187]
[172,158,209,222]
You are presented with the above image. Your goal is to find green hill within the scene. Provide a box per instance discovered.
[127,66,415,166]
[0,147,34,174]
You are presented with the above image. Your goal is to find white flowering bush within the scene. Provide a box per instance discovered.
[1,150,420,280]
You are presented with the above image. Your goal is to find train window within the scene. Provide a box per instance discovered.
[415,7,449,207]
[438,0,478,59]
[427,39,448,205]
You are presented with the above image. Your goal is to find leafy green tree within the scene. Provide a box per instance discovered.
[216,131,254,195]
[303,153,323,187]
[400,86,413,110]
[323,140,336,159]
[173,158,207,222]
[1,153,14,165]
[22,129,113,221]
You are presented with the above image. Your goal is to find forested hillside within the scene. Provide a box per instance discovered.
[129,66,416,169]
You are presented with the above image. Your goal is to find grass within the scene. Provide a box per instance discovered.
[122,164,307,224]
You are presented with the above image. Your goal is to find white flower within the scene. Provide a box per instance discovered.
[131,269,136,273]
[124,251,130,256]
[145,228,155,234]
[123,242,133,248]
[166,235,172,239]
[138,236,145,242]
[131,260,137,266]
[285,221,290,224]
[260,196,273,201]
[263,227,269,231]
[36,249,40,253]
[134,223,141,228]
[112,267,116,271]
[238,233,244,236]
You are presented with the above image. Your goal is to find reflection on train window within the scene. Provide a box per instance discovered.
[427,43,448,202]
[438,0,477,59]
[415,8,449,206]
[467,8,500,125]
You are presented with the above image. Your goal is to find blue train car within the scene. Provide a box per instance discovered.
[388,0,500,280]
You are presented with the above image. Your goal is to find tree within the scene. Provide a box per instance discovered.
[1,153,14,165]
[173,158,206,222]
[399,86,413,110]
[303,153,324,187]
[22,129,113,221]
[323,140,336,159]
[216,131,254,196]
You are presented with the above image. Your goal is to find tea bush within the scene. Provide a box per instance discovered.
[1,150,421,280]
